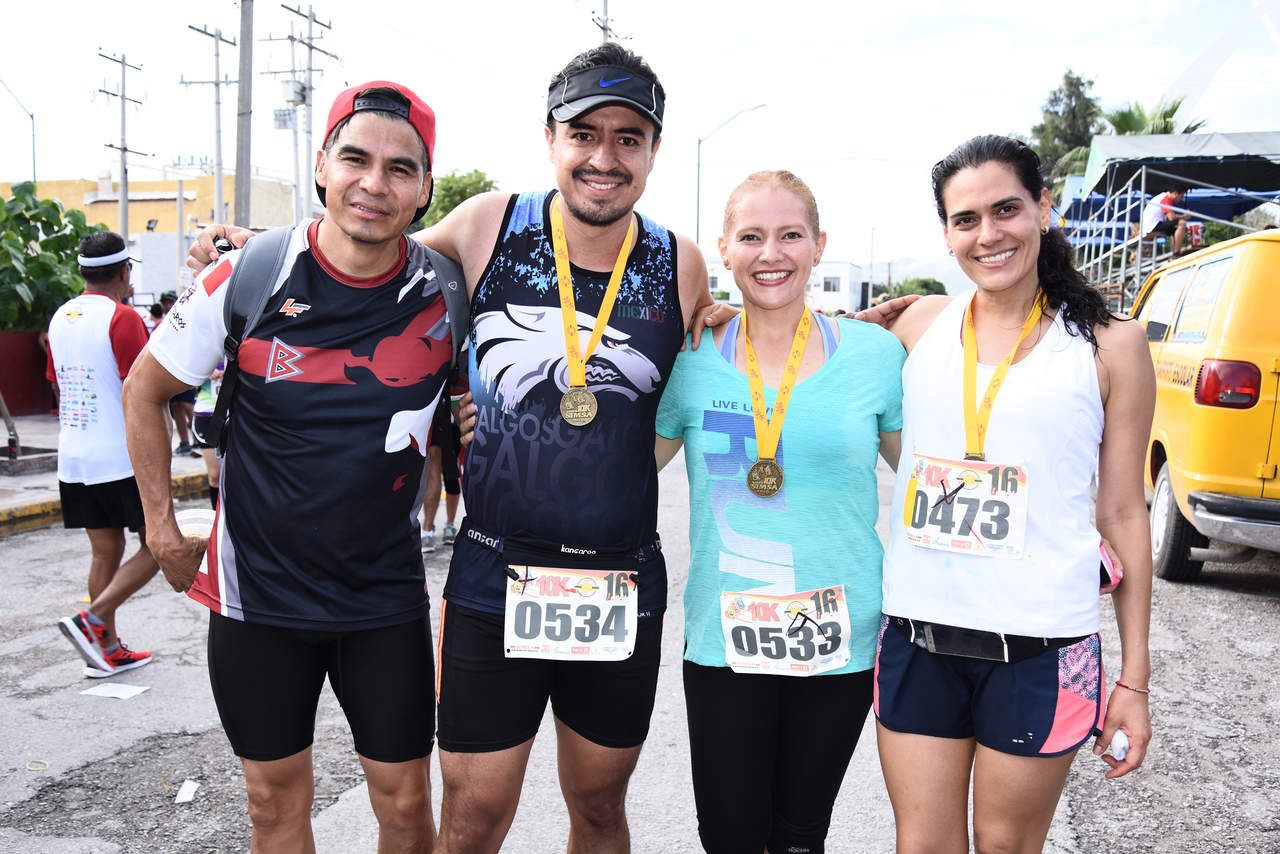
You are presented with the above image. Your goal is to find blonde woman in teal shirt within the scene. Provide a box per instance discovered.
[655,170,904,853]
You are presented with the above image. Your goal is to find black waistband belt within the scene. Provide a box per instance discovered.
[459,518,663,564]
[887,615,1088,664]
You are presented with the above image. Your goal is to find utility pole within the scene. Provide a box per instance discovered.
[593,0,619,42]
[263,24,309,222]
[183,24,237,226]
[235,0,253,227]
[99,53,146,241]
[282,4,337,215]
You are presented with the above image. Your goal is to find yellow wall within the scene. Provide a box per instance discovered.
[0,173,295,234]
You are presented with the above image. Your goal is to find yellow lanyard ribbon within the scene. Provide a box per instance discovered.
[743,307,812,463]
[962,294,1043,460]
[549,196,635,389]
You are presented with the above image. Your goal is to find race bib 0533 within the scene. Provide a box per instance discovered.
[720,586,852,676]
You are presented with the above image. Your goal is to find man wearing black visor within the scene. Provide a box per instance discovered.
[188,44,718,852]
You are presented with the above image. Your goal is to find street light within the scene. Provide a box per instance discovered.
[0,78,35,184]
[696,103,765,245]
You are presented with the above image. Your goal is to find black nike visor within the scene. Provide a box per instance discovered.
[547,64,664,134]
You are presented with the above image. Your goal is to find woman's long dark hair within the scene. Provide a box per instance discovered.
[931,135,1111,347]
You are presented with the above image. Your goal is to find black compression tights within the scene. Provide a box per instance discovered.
[683,661,874,854]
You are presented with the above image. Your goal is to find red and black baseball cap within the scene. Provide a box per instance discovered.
[318,81,436,220]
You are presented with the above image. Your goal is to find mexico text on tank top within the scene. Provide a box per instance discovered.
[195,221,452,630]
[881,292,1105,637]
[445,189,683,616]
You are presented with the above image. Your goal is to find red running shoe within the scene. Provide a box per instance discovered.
[97,640,152,676]
[58,610,112,671]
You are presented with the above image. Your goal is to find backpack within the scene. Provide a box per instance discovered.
[207,226,470,453]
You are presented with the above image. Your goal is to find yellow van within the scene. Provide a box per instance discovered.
[1129,229,1280,580]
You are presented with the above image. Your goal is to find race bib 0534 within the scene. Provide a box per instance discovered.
[503,567,637,661]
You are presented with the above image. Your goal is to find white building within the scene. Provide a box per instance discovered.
[706,259,867,314]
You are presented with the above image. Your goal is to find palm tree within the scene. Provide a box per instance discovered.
[1052,97,1207,195]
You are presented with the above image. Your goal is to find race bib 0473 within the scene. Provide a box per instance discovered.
[503,567,637,661]
[902,453,1028,558]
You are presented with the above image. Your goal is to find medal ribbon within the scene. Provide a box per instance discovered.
[743,307,812,463]
[962,293,1043,460]
[550,196,635,389]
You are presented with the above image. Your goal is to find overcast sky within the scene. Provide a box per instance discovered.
[3,0,1278,291]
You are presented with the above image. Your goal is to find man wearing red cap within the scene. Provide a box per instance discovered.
[125,82,447,852]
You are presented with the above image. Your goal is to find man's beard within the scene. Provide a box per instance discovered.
[565,170,633,226]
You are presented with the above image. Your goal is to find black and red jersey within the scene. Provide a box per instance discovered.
[149,220,452,630]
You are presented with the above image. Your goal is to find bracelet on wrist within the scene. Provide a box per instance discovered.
[1115,680,1151,695]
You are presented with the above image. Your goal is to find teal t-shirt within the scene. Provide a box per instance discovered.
[656,316,905,673]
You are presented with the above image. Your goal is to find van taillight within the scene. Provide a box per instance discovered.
[1194,359,1260,408]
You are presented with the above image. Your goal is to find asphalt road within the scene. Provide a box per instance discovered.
[1,455,1277,852]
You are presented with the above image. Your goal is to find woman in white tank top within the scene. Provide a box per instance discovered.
[872,136,1155,853]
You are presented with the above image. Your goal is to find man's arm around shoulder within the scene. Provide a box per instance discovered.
[411,191,510,298]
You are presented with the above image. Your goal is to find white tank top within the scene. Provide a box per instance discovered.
[47,293,136,485]
[882,292,1104,637]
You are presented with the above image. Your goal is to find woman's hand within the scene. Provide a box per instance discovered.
[854,294,922,328]
[1093,683,1152,778]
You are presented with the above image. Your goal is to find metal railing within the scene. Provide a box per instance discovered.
[1068,165,1266,314]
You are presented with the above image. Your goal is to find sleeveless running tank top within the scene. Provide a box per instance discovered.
[881,292,1105,637]
[444,189,684,615]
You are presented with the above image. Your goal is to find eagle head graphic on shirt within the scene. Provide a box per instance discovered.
[473,304,660,413]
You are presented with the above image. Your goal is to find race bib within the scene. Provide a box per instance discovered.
[902,453,1028,558]
[720,586,852,676]
[503,566,637,661]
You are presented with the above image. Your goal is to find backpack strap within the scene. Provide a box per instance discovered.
[208,227,295,453]
[423,245,470,370]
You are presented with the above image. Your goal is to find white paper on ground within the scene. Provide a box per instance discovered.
[80,683,150,700]
[174,779,199,803]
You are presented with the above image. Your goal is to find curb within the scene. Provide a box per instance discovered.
[0,473,210,538]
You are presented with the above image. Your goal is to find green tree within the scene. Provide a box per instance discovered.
[892,277,946,298]
[1030,70,1102,176]
[1051,97,1208,191]
[410,169,499,232]
[0,182,104,332]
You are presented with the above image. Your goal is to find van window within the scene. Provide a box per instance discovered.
[1171,256,1233,342]
[1137,267,1193,342]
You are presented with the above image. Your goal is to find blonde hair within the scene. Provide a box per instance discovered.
[722,170,820,236]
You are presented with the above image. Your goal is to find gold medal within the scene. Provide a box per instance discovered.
[747,458,784,497]
[549,196,635,429]
[560,386,598,427]
[742,308,812,499]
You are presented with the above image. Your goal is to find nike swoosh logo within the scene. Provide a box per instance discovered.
[599,75,630,88]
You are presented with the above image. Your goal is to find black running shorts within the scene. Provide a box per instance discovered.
[191,414,215,449]
[59,477,146,531]
[435,601,662,753]
[207,610,435,763]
